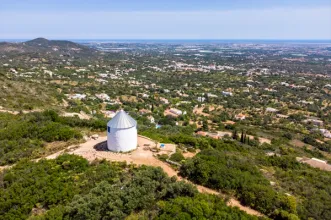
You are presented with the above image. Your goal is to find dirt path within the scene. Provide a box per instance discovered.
[183,151,197,158]
[0,107,42,115]
[0,165,12,171]
[191,183,262,216]
[158,165,263,217]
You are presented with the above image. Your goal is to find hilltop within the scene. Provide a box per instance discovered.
[0,37,99,59]
[24,38,88,49]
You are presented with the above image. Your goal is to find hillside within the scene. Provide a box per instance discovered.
[0,38,99,59]
[24,38,92,51]
[0,74,60,110]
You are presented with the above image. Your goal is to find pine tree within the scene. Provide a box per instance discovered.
[240,130,244,143]
[232,130,238,140]
[202,120,208,131]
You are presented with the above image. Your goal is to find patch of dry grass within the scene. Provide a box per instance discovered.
[0,77,59,109]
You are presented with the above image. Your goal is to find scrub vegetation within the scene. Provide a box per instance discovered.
[0,154,256,220]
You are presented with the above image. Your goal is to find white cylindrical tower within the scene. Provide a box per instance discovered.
[107,110,137,152]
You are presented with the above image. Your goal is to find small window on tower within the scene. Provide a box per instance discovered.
[108,126,110,133]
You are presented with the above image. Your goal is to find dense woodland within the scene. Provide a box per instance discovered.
[180,147,331,220]
[0,111,106,165]
[0,154,256,220]
[140,126,331,220]
[1,110,330,219]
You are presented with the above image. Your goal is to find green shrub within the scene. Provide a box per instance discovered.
[169,152,185,163]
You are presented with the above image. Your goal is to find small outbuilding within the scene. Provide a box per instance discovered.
[107,110,137,152]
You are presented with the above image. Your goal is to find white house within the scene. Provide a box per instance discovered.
[197,97,205,102]
[147,115,155,124]
[160,97,169,104]
[44,70,53,77]
[96,93,110,101]
[67,94,86,100]
[170,108,183,116]
[320,129,331,138]
[235,113,246,120]
[303,118,324,126]
[222,91,233,96]
[107,110,137,152]
[101,110,117,118]
[266,107,279,113]
[207,93,218,98]
[142,93,150,98]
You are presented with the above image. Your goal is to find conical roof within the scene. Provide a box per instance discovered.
[107,110,137,129]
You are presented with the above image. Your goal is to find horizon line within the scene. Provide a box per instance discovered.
[1,38,331,41]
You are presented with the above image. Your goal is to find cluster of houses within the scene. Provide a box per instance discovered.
[67,94,86,100]
[318,129,331,138]
[2,42,330,149]
[169,62,237,73]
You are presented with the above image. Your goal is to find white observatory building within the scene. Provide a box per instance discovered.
[107,110,137,152]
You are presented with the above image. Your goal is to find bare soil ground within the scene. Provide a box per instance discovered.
[183,151,197,158]
[0,165,12,171]
[193,105,211,117]
[61,111,91,120]
[224,120,236,125]
[163,109,180,117]
[217,131,271,144]
[120,95,138,103]
[249,135,271,144]
[217,131,233,137]
[291,139,331,161]
[297,157,331,171]
[290,139,306,148]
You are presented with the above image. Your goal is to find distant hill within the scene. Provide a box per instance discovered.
[24,38,89,50]
[0,38,98,58]
[25,37,50,46]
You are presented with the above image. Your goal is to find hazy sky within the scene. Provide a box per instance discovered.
[1,0,331,39]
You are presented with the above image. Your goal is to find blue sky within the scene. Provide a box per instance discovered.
[1,0,330,39]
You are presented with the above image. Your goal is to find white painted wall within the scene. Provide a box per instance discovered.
[107,126,137,152]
